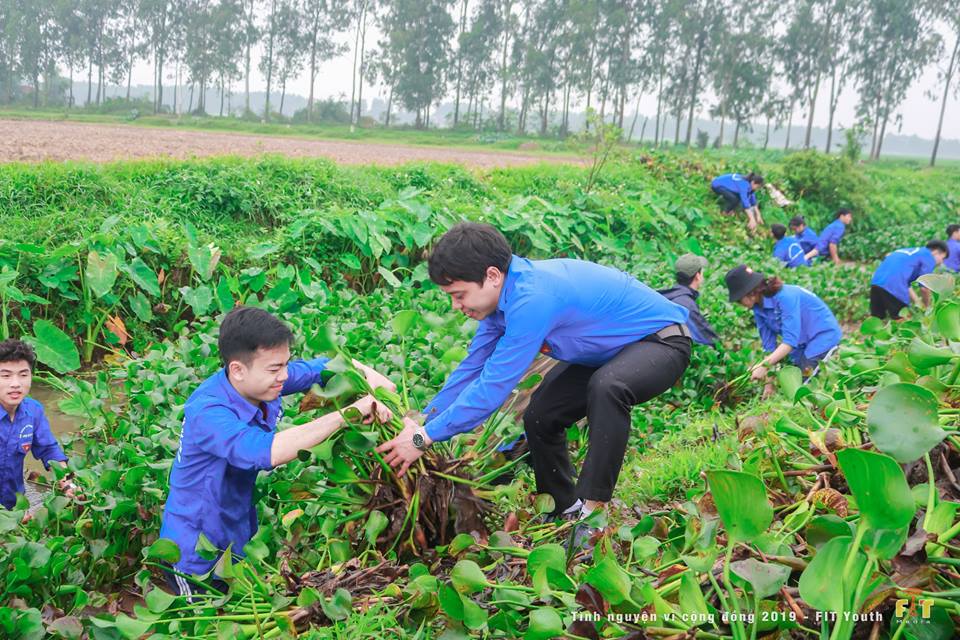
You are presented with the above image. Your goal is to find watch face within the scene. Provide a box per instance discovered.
[412,433,425,449]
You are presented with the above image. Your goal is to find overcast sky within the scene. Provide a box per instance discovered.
[122,26,959,141]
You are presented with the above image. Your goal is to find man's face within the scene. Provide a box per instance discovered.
[951,230,960,241]
[0,360,32,413]
[440,268,504,321]
[791,223,805,234]
[228,343,291,404]
[750,181,763,191]
[840,213,853,225]
[933,250,947,266]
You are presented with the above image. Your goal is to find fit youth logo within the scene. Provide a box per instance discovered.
[894,597,933,620]
[19,424,34,453]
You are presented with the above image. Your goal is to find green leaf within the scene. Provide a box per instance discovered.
[866,383,946,463]
[777,366,811,403]
[798,536,866,613]
[364,510,388,546]
[115,613,153,639]
[461,594,488,630]
[584,554,632,606]
[145,587,177,613]
[47,616,83,639]
[837,449,915,533]
[85,250,119,298]
[678,571,710,621]
[524,607,564,640]
[127,258,161,296]
[127,292,153,322]
[907,338,958,370]
[706,470,773,543]
[377,265,402,287]
[144,538,181,564]
[448,532,476,555]
[917,273,955,296]
[319,589,352,621]
[339,253,361,270]
[805,515,854,549]
[451,560,488,594]
[438,583,464,621]
[180,285,213,317]
[391,310,420,337]
[730,559,791,599]
[31,320,80,373]
[935,301,960,341]
[526,544,566,577]
[534,494,555,515]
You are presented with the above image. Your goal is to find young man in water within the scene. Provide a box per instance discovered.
[0,339,71,511]
[159,306,394,598]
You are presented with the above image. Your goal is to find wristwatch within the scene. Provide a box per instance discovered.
[412,428,430,451]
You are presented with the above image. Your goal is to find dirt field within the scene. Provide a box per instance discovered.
[0,118,582,168]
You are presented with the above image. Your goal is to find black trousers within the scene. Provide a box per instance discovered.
[870,285,906,320]
[712,186,742,212]
[522,334,691,512]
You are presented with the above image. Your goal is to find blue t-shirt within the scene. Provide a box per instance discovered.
[814,219,846,255]
[1,397,67,510]
[944,239,960,273]
[159,358,328,576]
[871,247,936,305]
[752,285,842,364]
[711,173,757,209]
[773,237,809,268]
[423,255,690,442]
[795,227,818,254]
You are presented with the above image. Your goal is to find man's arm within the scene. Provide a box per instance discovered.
[829,243,841,265]
[804,248,820,261]
[31,410,67,469]
[270,395,389,466]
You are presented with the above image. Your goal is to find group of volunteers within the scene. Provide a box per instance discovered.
[2,186,958,597]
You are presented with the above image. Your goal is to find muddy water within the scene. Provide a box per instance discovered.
[19,384,80,507]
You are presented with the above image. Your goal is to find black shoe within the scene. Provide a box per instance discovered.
[566,521,601,555]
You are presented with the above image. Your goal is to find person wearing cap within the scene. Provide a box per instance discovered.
[725,265,842,382]
[804,209,852,265]
[771,224,809,268]
[710,172,765,232]
[657,254,719,348]
[944,225,960,273]
[789,216,818,254]
[869,241,949,319]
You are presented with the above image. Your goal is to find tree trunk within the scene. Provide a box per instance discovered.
[219,74,225,116]
[825,65,838,152]
[627,90,642,141]
[244,0,253,114]
[188,83,194,113]
[349,0,366,128]
[126,50,134,100]
[497,0,511,131]
[763,116,771,150]
[307,27,318,122]
[264,0,277,122]
[385,84,393,126]
[733,118,741,147]
[803,73,821,148]
[638,117,647,142]
[68,65,74,107]
[654,67,663,145]
[453,0,468,126]
[87,59,93,106]
[279,77,286,116]
[783,98,795,150]
[684,36,705,146]
[357,8,368,126]
[931,33,959,167]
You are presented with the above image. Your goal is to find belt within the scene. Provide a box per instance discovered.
[655,323,691,340]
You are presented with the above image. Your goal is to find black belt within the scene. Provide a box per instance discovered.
[655,323,691,340]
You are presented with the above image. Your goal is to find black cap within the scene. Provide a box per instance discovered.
[725,264,765,302]
[789,215,805,228]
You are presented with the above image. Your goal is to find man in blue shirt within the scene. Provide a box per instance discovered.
[0,339,71,511]
[711,172,765,232]
[657,253,720,348]
[377,223,692,549]
[944,225,960,273]
[771,224,809,268]
[789,215,818,254]
[160,306,394,598]
[869,241,948,319]
[804,209,852,265]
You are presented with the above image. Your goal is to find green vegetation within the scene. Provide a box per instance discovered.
[2,148,960,639]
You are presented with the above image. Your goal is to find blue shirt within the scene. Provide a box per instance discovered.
[711,173,757,209]
[944,239,960,273]
[657,285,719,347]
[871,247,936,305]
[159,358,328,576]
[814,219,846,255]
[795,227,818,254]
[752,285,842,364]
[424,256,689,442]
[773,237,809,268]
[1,397,67,510]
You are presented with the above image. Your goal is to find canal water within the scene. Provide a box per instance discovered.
[19,384,80,508]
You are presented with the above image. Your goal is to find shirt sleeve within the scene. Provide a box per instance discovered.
[424,318,504,424]
[425,294,557,442]
[189,405,275,471]
[754,308,779,352]
[31,410,67,469]
[281,358,330,396]
[778,293,803,349]
[687,304,719,347]
[739,183,753,209]
[914,255,935,285]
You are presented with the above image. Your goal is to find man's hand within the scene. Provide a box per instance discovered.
[57,477,79,499]
[350,395,393,424]
[750,364,769,382]
[376,416,431,477]
[353,360,397,393]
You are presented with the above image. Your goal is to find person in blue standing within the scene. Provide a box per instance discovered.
[376,223,692,549]
[657,253,720,348]
[804,209,852,265]
[869,241,949,320]
[0,339,74,511]
[943,225,960,273]
[725,265,842,385]
[789,215,818,254]
[771,224,809,268]
[159,306,394,599]
[711,172,765,232]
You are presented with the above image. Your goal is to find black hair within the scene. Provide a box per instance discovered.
[676,272,696,286]
[0,339,36,371]
[750,276,784,299]
[927,240,949,257]
[789,215,805,228]
[428,222,513,286]
[218,306,293,370]
[836,208,852,219]
[746,172,765,186]
[771,223,787,240]
[947,224,960,238]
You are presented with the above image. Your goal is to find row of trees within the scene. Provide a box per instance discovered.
[1,0,958,163]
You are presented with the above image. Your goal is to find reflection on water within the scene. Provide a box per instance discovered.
[23,383,79,475]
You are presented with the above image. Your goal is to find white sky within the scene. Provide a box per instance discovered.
[122,24,959,141]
